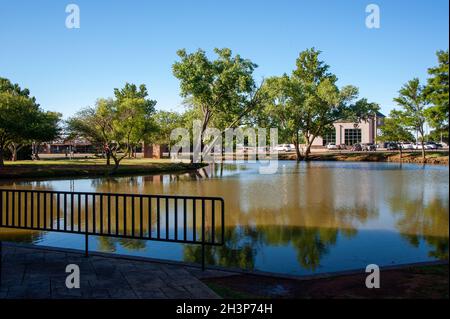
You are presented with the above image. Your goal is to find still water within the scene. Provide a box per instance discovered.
[0,161,448,276]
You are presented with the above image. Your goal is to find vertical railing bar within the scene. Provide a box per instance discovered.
[37,192,40,229]
[85,194,89,257]
[50,192,54,230]
[148,197,152,239]
[183,198,187,241]
[71,193,75,232]
[57,193,60,230]
[131,196,135,237]
[6,191,9,227]
[201,199,205,242]
[212,200,215,244]
[24,191,28,228]
[92,194,96,234]
[11,191,15,227]
[193,199,196,242]
[43,192,47,229]
[123,195,127,236]
[85,194,88,233]
[100,194,103,234]
[77,194,81,232]
[107,194,111,235]
[139,197,143,238]
[18,191,22,227]
[221,199,225,245]
[115,196,119,235]
[165,198,169,240]
[157,197,160,239]
[174,198,178,241]
[63,193,67,231]
[31,191,34,228]
[201,199,206,270]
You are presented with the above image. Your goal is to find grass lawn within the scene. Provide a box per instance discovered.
[0,158,206,179]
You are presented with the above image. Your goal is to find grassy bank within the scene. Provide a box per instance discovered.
[203,262,449,299]
[279,150,449,165]
[0,158,207,179]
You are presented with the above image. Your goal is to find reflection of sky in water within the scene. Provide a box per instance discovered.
[0,161,448,276]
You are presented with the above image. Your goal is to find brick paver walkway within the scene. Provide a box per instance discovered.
[0,243,232,299]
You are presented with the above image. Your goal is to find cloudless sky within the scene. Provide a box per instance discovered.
[0,0,448,119]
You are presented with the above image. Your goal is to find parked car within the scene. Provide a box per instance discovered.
[425,142,439,149]
[401,143,414,150]
[386,142,399,150]
[351,143,362,151]
[326,143,339,150]
[275,144,292,152]
[361,143,376,151]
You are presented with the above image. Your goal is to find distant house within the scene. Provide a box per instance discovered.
[311,112,385,147]
[44,138,98,154]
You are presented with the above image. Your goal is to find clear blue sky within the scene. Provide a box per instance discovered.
[0,0,448,119]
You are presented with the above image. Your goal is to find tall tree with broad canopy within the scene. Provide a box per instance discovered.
[378,110,415,158]
[173,48,262,161]
[261,48,380,160]
[393,78,428,159]
[0,78,60,165]
[424,50,449,143]
[67,83,157,169]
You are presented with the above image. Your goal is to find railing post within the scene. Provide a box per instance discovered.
[201,199,205,271]
[85,195,89,258]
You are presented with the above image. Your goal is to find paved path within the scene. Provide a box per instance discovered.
[0,243,233,299]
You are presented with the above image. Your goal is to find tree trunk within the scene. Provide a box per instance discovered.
[421,141,425,160]
[11,144,17,161]
[304,144,311,161]
[112,156,120,171]
[420,131,425,160]
[399,147,402,159]
[293,133,301,162]
[106,151,111,166]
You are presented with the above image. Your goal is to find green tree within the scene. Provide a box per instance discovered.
[378,110,415,158]
[393,78,428,159]
[173,48,260,161]
[424,50,449,143]
[260,75,305,159]
[0,78,60,165]
[151,110,186,147]
[261,49,379,160]
[67,83,157,169]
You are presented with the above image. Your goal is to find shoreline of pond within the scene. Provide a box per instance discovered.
[0,162,207,180]
[278,150,449,165]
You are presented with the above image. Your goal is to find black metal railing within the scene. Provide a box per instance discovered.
[0,189,225,271]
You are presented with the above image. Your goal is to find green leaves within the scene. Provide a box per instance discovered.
[0,78,61,165]
[424,50,449,132]
[66,83,157,168]
[259,48,378,159]
[173,48,257,128]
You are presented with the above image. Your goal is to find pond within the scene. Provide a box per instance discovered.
[0,161,448,276]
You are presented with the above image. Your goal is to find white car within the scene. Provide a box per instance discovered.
[401,143,414,150]
[326,143,339,150]
[275,144,292,152]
